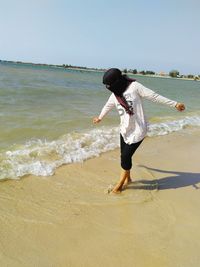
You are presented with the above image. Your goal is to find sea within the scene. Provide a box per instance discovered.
[0,61,200,180]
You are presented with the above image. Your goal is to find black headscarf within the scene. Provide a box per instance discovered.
[102,68,136,115]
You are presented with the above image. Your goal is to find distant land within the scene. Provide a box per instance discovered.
[0,59,106,72]
[0,59,199,81]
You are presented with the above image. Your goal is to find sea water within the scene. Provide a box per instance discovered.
[0,61,200,179]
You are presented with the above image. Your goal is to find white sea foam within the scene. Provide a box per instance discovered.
[0,127,119,180]
[147,115,200,136]
[0,115,200,180]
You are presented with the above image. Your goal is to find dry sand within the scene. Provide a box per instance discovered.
[0,129,200,267]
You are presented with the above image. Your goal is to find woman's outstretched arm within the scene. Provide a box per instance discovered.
[137,82,185,111]
[93,94,115,124]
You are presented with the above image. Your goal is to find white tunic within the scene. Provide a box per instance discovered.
[98,81,177,144]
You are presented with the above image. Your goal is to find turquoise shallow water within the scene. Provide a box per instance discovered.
[0,62,200,179]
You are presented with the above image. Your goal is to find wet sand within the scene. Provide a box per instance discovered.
[0,129,200,267]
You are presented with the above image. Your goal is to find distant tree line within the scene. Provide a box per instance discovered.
[62,64,106,71]
[123,69,155,75]
[124,67,200,80]
[168,69,200,80]
[1,60,199,80]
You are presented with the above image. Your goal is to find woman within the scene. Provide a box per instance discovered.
[93,68,185,194]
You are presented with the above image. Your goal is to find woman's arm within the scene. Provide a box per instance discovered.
[93,94,115,124]
[137,82,185,111]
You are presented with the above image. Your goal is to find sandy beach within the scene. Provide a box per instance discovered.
[0,129,200,267]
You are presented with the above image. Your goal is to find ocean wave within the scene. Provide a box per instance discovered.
[0,115,200,180]
[148,115,200,136]
[0,127,119,180]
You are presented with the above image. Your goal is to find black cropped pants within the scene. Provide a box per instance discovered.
[120,134,143,170]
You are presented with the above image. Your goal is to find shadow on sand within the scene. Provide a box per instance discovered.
[127,166,200,191]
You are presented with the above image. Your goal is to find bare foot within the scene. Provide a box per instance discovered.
[111,183,123,194]
[107,185,122,194]
[111,189,122,194]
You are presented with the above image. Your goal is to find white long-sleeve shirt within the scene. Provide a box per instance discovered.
[98,81,177,144]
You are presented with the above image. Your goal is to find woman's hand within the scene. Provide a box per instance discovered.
[175,103,185,112]
[93,117,102,124]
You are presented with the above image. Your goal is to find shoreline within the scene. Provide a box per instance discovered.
[1,60,199,81]
[0,129,200,266]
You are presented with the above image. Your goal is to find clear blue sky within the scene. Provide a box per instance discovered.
[0,0,199,74]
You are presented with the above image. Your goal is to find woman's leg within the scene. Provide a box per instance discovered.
[124,170,132,185]
[112,168,130,193]
[112,135,143,193]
